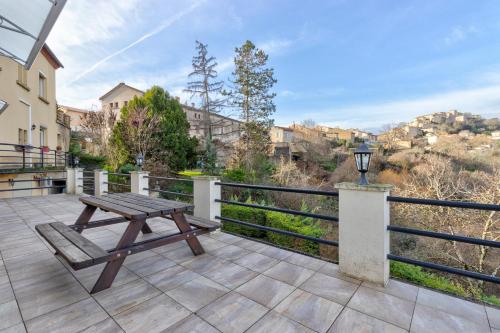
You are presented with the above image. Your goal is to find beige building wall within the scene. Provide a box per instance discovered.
[0,47,63,150]
[99,83,144,120]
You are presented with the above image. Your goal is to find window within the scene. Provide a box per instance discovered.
[57,133,62,147]
[124,101,128,106]
[17,64,28,87]
[109,102,113,109]
[18,129,27,145]
[114,102,118,108]
[39,72,47,99]
[40,127,47,147]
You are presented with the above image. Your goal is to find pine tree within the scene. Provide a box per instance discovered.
[225,40,277,168]
[185,41,224,174]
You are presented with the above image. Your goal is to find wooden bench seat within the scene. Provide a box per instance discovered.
[185,215,220,232]
[36,222,108,270]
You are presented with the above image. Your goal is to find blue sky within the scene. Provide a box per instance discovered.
[48,0,500,131]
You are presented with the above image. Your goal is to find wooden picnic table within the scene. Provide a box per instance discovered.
[36,193,219,293]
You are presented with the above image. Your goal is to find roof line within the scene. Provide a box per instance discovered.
[99,82,145,100]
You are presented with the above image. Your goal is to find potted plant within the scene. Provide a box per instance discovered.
[56,145,62,152]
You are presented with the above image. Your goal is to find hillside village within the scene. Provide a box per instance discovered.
[61,82,500,167]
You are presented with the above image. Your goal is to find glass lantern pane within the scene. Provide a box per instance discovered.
[361,153,370,170]
[355,154,362,170]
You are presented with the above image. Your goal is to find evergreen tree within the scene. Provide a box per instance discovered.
[185,41,224,174]
[225,40,277,168]
[110,86,198,172]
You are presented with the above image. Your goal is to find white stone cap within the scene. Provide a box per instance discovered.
[192,176,220,181]
[130,170,148,174]
[335,182,394,192]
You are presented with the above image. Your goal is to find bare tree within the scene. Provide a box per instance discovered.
[120,105,161,159]
[79,106,116,156]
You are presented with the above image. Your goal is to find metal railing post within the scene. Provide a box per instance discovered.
[335,182,393,286]
[193,176,221,221]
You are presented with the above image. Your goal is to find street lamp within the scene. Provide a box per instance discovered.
[353,143,372,185]
[136,153,144,171]
[73,156,79,168]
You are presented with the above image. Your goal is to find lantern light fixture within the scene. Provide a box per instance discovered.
[136,153,144,170]
[353,143,373,185]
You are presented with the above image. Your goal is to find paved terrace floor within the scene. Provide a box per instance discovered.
[0,194,498,333]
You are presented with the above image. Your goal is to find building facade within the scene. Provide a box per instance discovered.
[99,82,145,119]
[0,45,65,150]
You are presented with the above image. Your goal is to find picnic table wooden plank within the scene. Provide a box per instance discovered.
[110,193,191,215]
[110,193,175,213]
[185,216,220,231]
[118,193,193,211]
[80,196,146,220]
[93,195,161,217]
[50,222,108,259]
[36,223,93,267]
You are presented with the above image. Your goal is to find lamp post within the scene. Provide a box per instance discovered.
[353,143,372,185]
[73,156,79,168]
[136,153,144,171]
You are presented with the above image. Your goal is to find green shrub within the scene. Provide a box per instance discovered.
[78,154,106,169]
[118,163,136,174]
[266,211,323,255]
[221,202,267,238]
[390,261,467,297]
[481,294,500,307]
[223,168,246,182]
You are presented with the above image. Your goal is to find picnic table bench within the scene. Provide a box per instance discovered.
[35,193,219,293]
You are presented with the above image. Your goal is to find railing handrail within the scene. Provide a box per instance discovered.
[107,173,131,177]
[215,181,339,196]
[387,195,500,211]
[145,175,193,182]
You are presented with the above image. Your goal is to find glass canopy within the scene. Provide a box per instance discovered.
[0,0,66,69]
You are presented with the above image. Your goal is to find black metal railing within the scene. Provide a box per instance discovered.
[105,173,131,194]
[143,175,193,199]
[0,142,69,170]
[79,170,95,195]
[214,182,339,250]
[387,195,500,284]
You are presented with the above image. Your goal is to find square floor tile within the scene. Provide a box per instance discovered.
[163,314,219,333]
[417,288,487,325]
[25,298,108,333]
[264,261,314,287]
[209,232,241,244]
[329,308,406,333]
[144,265,201,292]
[256,245,294,260]
[203,262,258,289]
[94,279,161,316]
[284,253,326,271]
[234,239,268,252]
[181,254,227,275]
[411,303,491,333]
[209,245,250,261]
[318,262,361,284]
[487,306,500,329]
[275,289,343,333]
[167,276,229,311]
[247,310,314,333]
[362,279,418,302]
[0,323,26,333]
[234,253,279,273]
[236,275,295,308]
[300,272,358,305]
[124,254,176,277]
[79,318,124,333]
[113,294,191,333]
[347,286,414,330]
[198,292,268,333]
[0,300,22,330]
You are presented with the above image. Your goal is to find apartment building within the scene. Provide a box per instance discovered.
[99,82,145,120]
[0,45,66,150]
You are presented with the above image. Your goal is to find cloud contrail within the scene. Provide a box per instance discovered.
[69,0,205,84]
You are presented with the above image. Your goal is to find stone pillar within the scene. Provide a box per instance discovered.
[193,176,221,221]
[94,170,108,196]
[66,168,75,194]
[335,182,393,286]
[130,171,149,195]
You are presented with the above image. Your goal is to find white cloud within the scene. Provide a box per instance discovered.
[68,0,206,84]
[444,25,478,46]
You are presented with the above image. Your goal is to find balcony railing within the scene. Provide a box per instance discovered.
[0,142,69,171]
